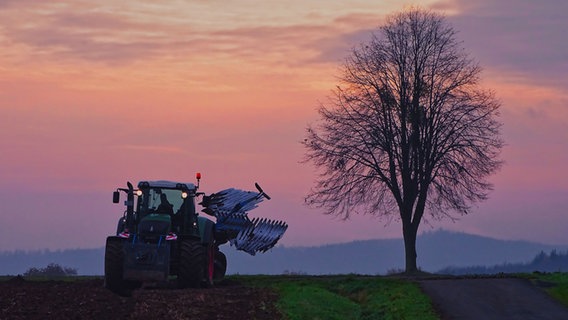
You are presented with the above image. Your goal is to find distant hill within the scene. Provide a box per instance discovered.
[1,230,566,275]
[225,230,568,275]
[416,230,568,272]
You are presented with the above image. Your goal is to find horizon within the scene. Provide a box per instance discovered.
[2,228,567,277]
[0,229,566,253]
[1,0,567,251]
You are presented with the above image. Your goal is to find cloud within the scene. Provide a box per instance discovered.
[116,144,187,154]
[0,0,37,8]
[0,1,387,69]
[8,1,563,89]
[0,4,191,64]
[437,0,568,88]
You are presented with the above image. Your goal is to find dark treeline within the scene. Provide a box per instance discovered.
[438,250,568,275]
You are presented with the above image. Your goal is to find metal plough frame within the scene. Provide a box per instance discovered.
[202,187,288,255]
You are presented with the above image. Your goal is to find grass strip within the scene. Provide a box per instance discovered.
[276,281,361,320]
[234,275,438,320]
[324,276,437,320]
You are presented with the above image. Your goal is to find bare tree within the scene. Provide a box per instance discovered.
[303,8,503,273]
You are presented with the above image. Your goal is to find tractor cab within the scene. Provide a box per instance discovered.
[135,181,200,239]
[113,180,202,241]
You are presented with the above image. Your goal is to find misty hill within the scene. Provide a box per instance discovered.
[225,230,568,275]
[1,230,566,275]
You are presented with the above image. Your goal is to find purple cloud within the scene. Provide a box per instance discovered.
[439,0,568,88]
[0,2,385,68]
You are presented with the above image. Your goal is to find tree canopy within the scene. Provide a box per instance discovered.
[303,8,503,272]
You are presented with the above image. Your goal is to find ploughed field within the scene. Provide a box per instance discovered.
[0,276,281,320]
[3,274,568,319]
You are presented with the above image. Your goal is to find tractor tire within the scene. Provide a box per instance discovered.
[213,250,227,280]
[178,239,206,288]
[203,243,215,288]
[104,237,125,293]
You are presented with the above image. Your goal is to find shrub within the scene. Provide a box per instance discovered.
[24,263,78,277]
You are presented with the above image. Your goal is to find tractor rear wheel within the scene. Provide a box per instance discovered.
[178,239,205,288]
[104,237,124,293]
[214,250,227,280]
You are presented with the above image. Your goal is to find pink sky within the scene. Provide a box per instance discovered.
[1,0,567,251]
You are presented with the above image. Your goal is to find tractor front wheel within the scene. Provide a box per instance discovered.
[104,237,125,293]
[178,239,206,288]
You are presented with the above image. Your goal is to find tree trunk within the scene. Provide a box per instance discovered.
[402,222,418,273]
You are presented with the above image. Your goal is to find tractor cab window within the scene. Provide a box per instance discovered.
[138,188,185,218]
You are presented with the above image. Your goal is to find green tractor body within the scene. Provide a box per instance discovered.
[105,177,287,293]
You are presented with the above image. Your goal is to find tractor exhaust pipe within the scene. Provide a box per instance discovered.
[126,181,135,231]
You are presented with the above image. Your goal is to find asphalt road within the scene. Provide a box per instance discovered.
[419,277,568,320]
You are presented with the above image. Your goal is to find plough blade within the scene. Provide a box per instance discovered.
[214,212,250,232]
[201,184,287,255]
[234,218,288,255]
[201,188,265,217]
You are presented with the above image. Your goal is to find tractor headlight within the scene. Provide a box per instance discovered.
[136,190,142,196]
[181,191,188,199]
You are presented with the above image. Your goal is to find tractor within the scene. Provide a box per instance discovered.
[104,174,287,293]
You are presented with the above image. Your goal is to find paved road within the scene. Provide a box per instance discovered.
[419,278,568,320]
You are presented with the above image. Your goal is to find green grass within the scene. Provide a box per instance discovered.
[234,275,439,320]
[522,272,568,307]
[276,281,360,320]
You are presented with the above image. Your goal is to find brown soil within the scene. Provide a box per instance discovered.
[0,276,282,320]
